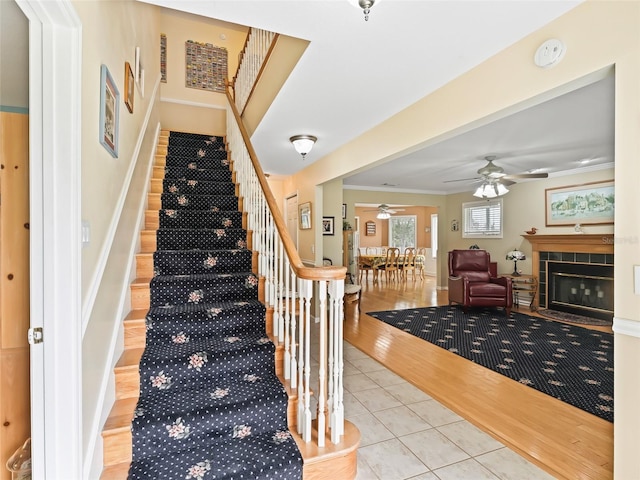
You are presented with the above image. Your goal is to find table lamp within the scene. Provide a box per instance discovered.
[506,249,526,276]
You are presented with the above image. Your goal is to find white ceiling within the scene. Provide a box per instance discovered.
[142,0,614,194]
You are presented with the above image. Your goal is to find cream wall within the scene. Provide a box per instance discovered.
[322,179,343,267]
[75,0,161,306]
[444,167,614,278]
[157,8,247,135]
[288,2,640,476]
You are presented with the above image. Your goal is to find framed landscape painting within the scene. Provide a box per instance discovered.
[545,180,614,226]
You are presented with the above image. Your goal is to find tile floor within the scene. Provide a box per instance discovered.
[340,342,557,480]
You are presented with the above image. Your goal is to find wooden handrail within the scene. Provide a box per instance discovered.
[225,86,346,282]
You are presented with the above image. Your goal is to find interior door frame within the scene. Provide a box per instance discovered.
[16,0,83,478]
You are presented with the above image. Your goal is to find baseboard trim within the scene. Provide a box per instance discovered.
[613,316,640,338]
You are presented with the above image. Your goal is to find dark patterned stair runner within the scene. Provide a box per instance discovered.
[128,131,302,479]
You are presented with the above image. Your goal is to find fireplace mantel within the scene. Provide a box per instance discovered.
[523,234,614,254]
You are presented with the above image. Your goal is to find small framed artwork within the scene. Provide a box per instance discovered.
[365,221,376,236]
[323,216,335,235]
[545,180,614,226]
[124,61,134,113]
[134,46,144,97]
[99,64,119,158]
[342,203,347,219]
[299,202,311,230]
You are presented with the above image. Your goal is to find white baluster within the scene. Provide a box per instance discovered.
[290,268,298,389]
[283,256,291,380]
[329,279,345,442]
[317,280,327,447]
[298,278,313,441]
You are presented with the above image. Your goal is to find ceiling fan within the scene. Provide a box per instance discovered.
[364,204,405,213]
[364,204,406,218]
[446,155,549,186]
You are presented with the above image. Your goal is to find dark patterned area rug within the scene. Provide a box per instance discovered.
[538,308,612,327]
[367,306,613,422]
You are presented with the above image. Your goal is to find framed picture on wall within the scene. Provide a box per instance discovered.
[323,216,335,235]
[99,64,119,158]
[299,202,311,229]
[124,61,135,113]
[366,221,376,236]
[545,180,614,226]
[342,203,347,219]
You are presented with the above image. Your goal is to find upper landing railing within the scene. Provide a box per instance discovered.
[230,28,277,115]
[226,28,349,447]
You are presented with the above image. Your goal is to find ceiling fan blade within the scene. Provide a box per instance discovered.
[443,177,481,183]
[503,173,549,180]
[500,179,516,186]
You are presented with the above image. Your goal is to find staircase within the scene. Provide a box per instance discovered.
[100,130,359,479]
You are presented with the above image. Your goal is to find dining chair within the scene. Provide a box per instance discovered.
[400,247,416,281]
[416,247,427,278]
[378,247,400,282]
[358,254,374,283]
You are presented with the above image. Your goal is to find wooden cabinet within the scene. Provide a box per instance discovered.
[0,112,31,479]
[343,230,356,282]
[501,273,538,311]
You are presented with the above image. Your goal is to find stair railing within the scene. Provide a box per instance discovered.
[226,91,347,447]
[230,27,278,116]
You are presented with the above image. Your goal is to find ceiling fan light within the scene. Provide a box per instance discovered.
[496,183,509,196]
[473,183,496,198]
[377,211,391,219]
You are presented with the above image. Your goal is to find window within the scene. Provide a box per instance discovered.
[462,199,503,238]
[388,215,417,250]
[430,214,438,258]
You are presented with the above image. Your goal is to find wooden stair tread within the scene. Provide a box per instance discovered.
[124,309,147,322]
[115,348,144,368]
[100,462,130,479]
[103,398,138,431]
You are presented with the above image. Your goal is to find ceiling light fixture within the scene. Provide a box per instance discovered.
[377,211,391,219]
[473,182,509,199]
[289,135,317,160]
[358,0,377,21]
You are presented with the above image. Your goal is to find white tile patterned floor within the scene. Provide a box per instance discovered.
[340,342,557,480]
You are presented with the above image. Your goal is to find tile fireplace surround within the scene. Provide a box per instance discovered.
[523,234,614,314]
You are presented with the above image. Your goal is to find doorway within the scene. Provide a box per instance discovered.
[285,194,298,249]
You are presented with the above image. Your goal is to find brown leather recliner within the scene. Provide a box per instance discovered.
[448,249,512,316]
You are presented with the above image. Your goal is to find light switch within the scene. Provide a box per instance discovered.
[81,220,90,248]
[635,265,640,295]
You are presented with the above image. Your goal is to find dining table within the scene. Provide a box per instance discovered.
[358,254,426,281]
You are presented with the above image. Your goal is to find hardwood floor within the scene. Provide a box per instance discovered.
[344,275,613,480]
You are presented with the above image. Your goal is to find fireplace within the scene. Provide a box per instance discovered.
[547,261,613,321]
[523,234,614,320]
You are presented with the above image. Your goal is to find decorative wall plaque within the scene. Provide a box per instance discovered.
[185,40,228,92]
